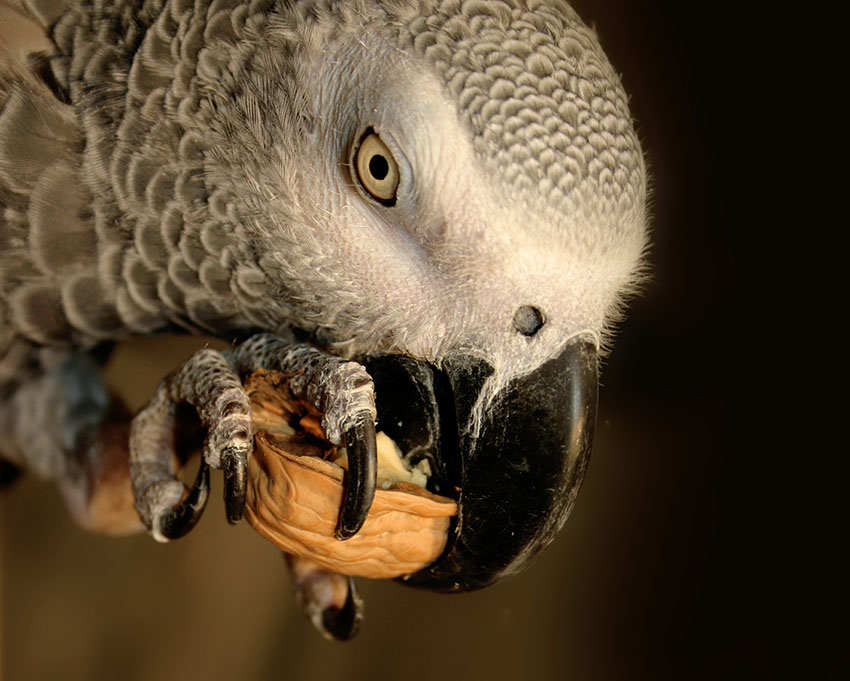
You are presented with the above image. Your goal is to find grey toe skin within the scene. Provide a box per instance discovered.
[130,347,252,536]
[334,418,377,540]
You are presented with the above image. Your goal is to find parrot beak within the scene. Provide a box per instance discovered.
[364,334,598,592]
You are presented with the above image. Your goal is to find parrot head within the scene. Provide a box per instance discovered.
[187,1,647,591]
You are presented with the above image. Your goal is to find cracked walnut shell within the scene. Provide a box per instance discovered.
[244,370,457,579]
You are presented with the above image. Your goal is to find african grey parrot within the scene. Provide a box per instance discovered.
[0,0,646,637]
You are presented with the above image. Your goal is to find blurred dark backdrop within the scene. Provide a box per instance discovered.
[2,1,838,680]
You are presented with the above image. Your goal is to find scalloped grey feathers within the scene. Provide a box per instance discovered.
[1,0,647,385]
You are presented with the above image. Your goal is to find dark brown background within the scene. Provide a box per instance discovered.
[1,1,838,679]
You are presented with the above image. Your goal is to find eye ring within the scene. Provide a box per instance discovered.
[353,129,399,206]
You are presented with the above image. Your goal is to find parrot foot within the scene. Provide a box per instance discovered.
[228,334,378,540]
[284,554,363,641]
[129,334,377,541]
[129,348,251,541]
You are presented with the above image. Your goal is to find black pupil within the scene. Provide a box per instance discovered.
[369,154,389,181]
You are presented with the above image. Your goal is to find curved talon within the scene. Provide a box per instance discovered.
[157,459,210,540]
[222,447,247,524]
[321,577,363,641]
[334,418,377,540]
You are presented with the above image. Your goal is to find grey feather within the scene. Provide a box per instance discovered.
[0,0,647,549]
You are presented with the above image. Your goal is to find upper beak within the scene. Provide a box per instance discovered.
[366,334,598,592]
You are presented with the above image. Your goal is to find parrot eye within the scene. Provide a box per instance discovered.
[354,130,399,205]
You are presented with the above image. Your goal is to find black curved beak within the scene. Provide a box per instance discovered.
[365,334,598,592]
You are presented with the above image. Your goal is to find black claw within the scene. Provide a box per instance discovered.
[222,448,247,524]
[321,578,363,641]
[0,459,22,489]
[334,418,377,540]
[159,459,210,540]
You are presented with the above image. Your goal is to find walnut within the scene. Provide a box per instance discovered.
[244,370,456,579]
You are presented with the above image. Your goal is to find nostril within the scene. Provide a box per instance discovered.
[513,306,545,337]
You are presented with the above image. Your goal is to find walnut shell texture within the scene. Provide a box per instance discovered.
[244,370,457,579]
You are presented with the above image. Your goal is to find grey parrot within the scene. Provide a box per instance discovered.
[0,0,646,638]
